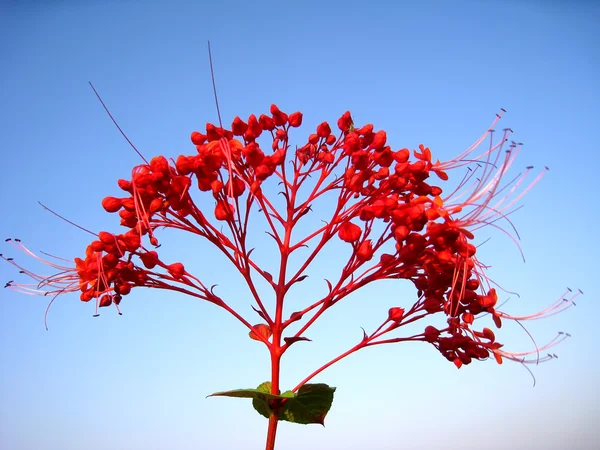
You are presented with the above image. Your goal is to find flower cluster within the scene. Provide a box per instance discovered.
[3,105,578,369]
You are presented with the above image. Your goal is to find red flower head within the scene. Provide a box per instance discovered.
[3,103,578,427]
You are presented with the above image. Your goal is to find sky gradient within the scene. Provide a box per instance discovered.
[1,1,599,449]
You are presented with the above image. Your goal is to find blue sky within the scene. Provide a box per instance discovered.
[1,1,598,449]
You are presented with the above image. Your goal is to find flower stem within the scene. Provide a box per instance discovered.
[265,409,280,450]
[265,350,281,450]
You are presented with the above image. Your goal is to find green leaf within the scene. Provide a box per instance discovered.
[209,382,281,419]
[252,381,273,419]
[209,382,336,425]
[280,384,336,425]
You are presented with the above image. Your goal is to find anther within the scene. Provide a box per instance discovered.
[526,166,534,169]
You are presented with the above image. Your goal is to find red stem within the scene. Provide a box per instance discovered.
[292,340,366,392]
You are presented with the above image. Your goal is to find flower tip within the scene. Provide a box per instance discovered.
[388,307,405,322]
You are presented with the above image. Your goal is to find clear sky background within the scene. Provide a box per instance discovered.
[1,1,598,449]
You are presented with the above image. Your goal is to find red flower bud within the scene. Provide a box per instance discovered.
[102,197,122,213]
[176,155,195,175]
[316,121,332,138]
[393,225,410,242]
[424,325,440,343]
[338,221,362,243]
[167,262,185,279]
[90,240,104,252]
[379,253,396,266]
[356,124,373,135]
[337,111,353,133]
[225,176,246,197]
[211,179,224,195]
[394,148,410,163]
[191,131,207,145]
[288,111,303,127]
[98,231,116,245]
[462,312,474,324]
[270,104,288,126]
[356,240,374,261]
[150,156,169,175]
[140,251,159,269]
[99,295,113,308]
[117,282,132,295]
[370,130,387,151]
[117,179,131,191]
[259,114,276,131]
[231,116,248,136]
[388,307,405,322]
[245,114,262,140]
[255,164,272,181]
[215,201,233,221]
